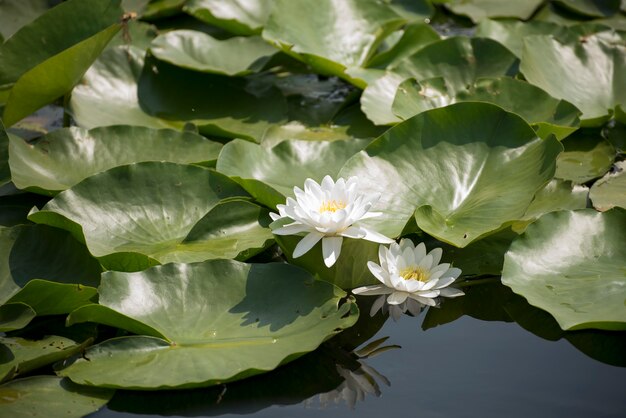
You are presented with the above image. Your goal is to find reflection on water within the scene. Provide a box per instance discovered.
[94,281,626,418]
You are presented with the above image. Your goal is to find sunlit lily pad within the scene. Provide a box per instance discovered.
[184,0,272,35]
[0,376,113,418]
[0,336,89,383]
[590,161,626,211]
[438,0,544,22]
[59,260,358,389]
[69,46,180,130]
[555,130,616,183]
[28,162,251,264]
[216,138,371,208]
[150,31,277,76]
[392,76,581,140]
[263,0,405,86]
[363,36,518,125]
[367,23,440,69]
[340,102,562,245]
[521,32,626,125]
[502,208,626,331]
[475,19,566,57]
[9,125,222,194]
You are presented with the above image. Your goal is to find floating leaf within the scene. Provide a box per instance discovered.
[217,138,371,208]
[590,161,626,211]
[0,336,89,383]
[554,0,622,17]
[184,0,272,35]
[384,0,434,22]
[475,19,566,57]
[0,376,113,418]
[392,76,581,140]
[340,102,562,244]
[150,31,277,76]
[439,0,544,22]
[29,162,250,264]
[0,0,48,40]
[367,23,441,69]
[9,125,222,194]
[0,303,36,333]
[69,46,179,130]
[138,55,287,141]
[502,208,626,331]
[58,260,358,389]
[263,0,405,85]
[555,130,616,183]
[0,120,9,187]
[521,32,626,125]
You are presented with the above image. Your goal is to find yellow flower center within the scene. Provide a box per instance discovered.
[319,200,346,213]
[400,266,430,282]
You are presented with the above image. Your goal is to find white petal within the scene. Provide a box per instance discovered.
[407,293,437,306]
[378,244,389,271]
[360,227,394,244]
[322,236,343,267]
[418,253,433,270]
[272,222,312,235]
[405,298,423,316]
[414,242,426,262]
[429,247,443,266]
[446,267,462,280]
[439,287,465,298]
[321,175,334,191]
[367,261,388,285]
[433,276,456,289]
[293,231,324,258]
[352,284,393,296]
[387,291,408,305]
[429,263,451,280]
[415,289,439,298]
[269,212,281,221]
[361,211,382,219]
[370,295,387,317]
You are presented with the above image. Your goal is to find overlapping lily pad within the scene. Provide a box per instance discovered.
[0,376,113,418]
[392,77,581,139]
[555,130,616,183]
[184,0,272,35]
[9,125,222,194]
[150,31,277,76]
[521,32,626,125]
[59,260,358,389]
[263,0,405,86]
[502,208,626,331]
[554,0,622,17]
[438,0,544,22]
[340,102,562,245]
[28,162,254,265]
[217,138,371,208]
[590,161,626,211]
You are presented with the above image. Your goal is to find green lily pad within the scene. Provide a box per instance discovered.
[502,208,626,331]
[0,0,48,40]
[475,19,566,57]
[590,160,626,211]
[137,55,287,141]
[142,0,185,20]
[0,304,36,333]
[28,162,251,264]
[0,0,122,88]
[521,32,626,125]
[384,0,434,22]
[0,121,9,188]
[58,260,358,389]
[274,235,380,290]
[150,31,277,76]
[554,0,622,17]
[216,138,371,208]
[555,130,616,183]
[0,376,113,418]
[9,125,222,195]
[340,102,562,244]
[363,36,518,125]
[439,0,544,22]
[69,45,180,130]
[0,224,101,308]
[367,23,441,69]
[392,76,581,140]
[0,336,90,383]
[184,0,272,35]
[263,0,405,86]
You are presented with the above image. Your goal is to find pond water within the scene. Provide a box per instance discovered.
[92,293,626,418]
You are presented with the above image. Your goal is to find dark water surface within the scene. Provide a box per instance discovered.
[92,303,626,418]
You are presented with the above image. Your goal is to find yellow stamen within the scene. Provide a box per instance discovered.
[319,200,346,213]
[400,266,430,282]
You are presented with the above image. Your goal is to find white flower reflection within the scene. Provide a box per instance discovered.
[353,239,464,312]
[270,176,393,267]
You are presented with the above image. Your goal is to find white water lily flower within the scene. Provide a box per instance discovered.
[270,175,393,267]
[353,239,464,307]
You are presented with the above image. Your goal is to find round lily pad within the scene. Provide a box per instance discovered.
[502,208,626,331]
[59,260,358,389]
